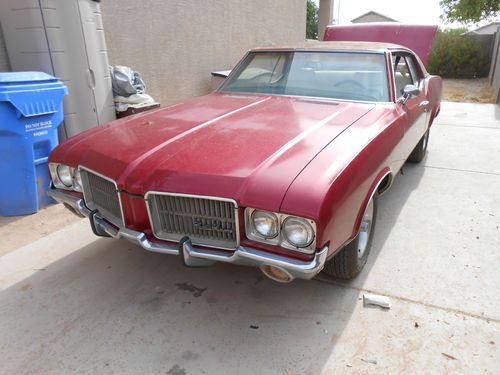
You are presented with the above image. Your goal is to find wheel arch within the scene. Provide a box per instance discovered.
[350,168,392,240]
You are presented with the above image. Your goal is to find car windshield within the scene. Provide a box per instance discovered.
[220,51,390,102]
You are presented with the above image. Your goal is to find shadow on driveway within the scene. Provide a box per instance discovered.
[0,164,425,374]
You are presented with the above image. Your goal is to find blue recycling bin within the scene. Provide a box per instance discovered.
[0,72,67,216]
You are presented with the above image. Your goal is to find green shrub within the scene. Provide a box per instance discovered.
[427,28,491,78]
[306,0,319,40]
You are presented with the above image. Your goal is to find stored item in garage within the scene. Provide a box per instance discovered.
[110,65,158,117]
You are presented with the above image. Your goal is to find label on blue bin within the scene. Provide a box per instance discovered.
[25,120,52,136]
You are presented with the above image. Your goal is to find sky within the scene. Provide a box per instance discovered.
[312,0,475,28]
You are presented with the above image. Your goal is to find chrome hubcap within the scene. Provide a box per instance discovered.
[357,198,374,259]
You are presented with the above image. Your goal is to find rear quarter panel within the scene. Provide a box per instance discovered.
[425,75,443,126]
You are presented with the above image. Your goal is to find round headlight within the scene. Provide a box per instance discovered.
[72,168,82,192]
[282,217,314,248]
[252,210,279,238]
[56,164,73,187]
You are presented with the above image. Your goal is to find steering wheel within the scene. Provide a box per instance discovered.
[332,80,366,90]
[252,72,283,84]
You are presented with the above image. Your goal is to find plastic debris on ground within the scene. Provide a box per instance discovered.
[360,358,378,365]
[363,293,391,309]
[441,352,457,360]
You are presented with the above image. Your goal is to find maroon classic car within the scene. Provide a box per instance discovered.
[48,41,442,283]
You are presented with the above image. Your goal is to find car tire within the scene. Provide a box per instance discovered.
[407,129,429,163]
[322,194,378,279]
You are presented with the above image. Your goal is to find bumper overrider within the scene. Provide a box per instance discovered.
[47,189,328,282]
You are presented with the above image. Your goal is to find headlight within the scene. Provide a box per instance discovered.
[72,168,83,192]
[49,163,82,192]
[56,164,73,187]
[252,210,279,238]
[282,217,314,248]
[245,208,317,253]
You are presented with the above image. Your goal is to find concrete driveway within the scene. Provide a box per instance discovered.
[0,102,499,374]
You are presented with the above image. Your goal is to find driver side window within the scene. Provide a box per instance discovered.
[392,54,414,98]
[406,56,421,88]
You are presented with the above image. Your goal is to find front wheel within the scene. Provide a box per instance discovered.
[323,194,378,279]
[408,129,429,163]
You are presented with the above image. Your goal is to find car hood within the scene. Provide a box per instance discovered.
[324,24,438,65]
[55,93,374,211]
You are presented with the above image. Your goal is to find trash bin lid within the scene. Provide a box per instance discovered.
[0,71,59,85]
[0,71,67,117]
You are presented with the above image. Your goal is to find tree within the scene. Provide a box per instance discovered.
[427,28,491,78]
[306,0,319,40]
[440,0,500,24]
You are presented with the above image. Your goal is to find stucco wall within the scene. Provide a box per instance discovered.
[101,0,306,105]
[0,24,11,72]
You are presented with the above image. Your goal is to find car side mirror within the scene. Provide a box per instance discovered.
[400,84,420,105]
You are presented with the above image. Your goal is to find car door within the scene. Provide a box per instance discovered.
[392,53,429,157]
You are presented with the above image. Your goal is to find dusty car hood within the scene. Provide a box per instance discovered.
[55,93,374,211]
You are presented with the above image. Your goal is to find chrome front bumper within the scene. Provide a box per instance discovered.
[47,189,328,282]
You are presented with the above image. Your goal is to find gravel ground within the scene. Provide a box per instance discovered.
[442,78,496,103]
[0,204,80,256]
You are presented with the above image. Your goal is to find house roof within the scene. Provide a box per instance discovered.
[350,11,399,23]
[466,21,500,35]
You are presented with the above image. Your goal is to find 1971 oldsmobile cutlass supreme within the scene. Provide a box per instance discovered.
[47,41,442,283]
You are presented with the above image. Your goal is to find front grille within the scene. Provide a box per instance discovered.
[147,193,239,250]
[80,168,123,227]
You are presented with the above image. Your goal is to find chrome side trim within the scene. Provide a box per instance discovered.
[46,189,327,281]
[217,90,394,105]
[388,51,398,103]
[144,191,241,250]
[78,166,125,227]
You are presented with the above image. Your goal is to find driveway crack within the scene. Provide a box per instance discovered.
[419,165,500,176]
[314,276,500,324]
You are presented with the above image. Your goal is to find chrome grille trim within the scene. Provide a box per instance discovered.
[146,192,239,250]
[79,166,124,228]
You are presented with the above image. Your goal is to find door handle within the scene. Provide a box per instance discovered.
[419,100,430,109]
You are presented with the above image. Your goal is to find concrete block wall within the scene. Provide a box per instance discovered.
[101,0,306,105]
